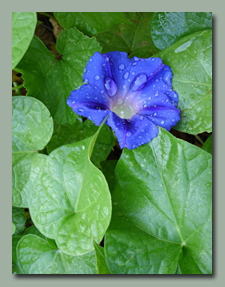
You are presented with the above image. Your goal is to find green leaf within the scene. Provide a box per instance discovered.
[105,127,212,274]
[12,12,37,69]
[93,241,111,274]
[12,96,53,207]
[101,160,118,193]
[12,235,23,274]
[95,12,159,58]
[202,134,212,155]
[156,30,212,134]
[17,234,97,274]
[12,222,16,235]
[28,120,112,256]
[54,12,130,36]
[12,207,26,235]
[151,12,212,50]
[47,119,114,168]
[16,28,102,124]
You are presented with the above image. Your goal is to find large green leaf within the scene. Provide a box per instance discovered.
[155,30,212,134]
[54,12,130,36]
[105,127,212,274]
[47,119,114,168]
[151,12,212,50]
[202,134,212,155]
[95,12,159,58]
[12,12,37,69]
[12,96,53,207]
[28,120,112,256]
[16,28,102,124]
[12,235,23,274]
[93,241,111,274]
[12,207,26,235]
[17,234,97,274]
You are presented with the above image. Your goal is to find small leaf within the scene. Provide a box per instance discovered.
[16,28,102,124]
[17,235,97,274]
[156,30,212,134]
[54,12,130,36]
[12,12,37,69]
[12,96,53,207]
[12,207,26,235]
[28,120,112,256]
[95,12,159,58]
[202,134,212,155]
[105,127,212,274]
[93,241,111,274]
[151,12,212,50]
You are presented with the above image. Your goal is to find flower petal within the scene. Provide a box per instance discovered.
[106,112,159,149]
[104,52,164,96]
[139,106,180,131]
[67,84,110,125]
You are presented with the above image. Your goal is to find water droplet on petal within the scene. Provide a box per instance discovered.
[119,64,125,70]
[161,120,165,124]
[126,131,131,137]
[130,73,148,91]
[105,76,117,97]
[132,72,135,75]
[79,108,84,112]
[132,62,137,66]
[138,135,142,139]
[133,56,139,61]
[162,71,172,85]
[95,75,100,80]
[171,119,175,122]
[84,79,88,83]
[154,112,157,116]
[140,116,144,120]
[155,92,159,97]
[123,72,129,79]
[172,101,178,107]
[100,90,104,94]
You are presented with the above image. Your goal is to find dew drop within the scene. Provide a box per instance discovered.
[126,131,131,137]
[100,90,104,94]
[132,72,135,75]
[153,112,157,116]
[162,71,172,85]
[130,73,147,91]
[133,56,139,61]
[172,101,178,107]
[105,76,117,97]
[123,72,129,79]
[140,116,144,120]
[72,101,75,104]
[171,119,175,122]
[119,64,125,70]
[161,120,165,124]
[132,62,137,66]
[78,108,84,112]
[138,135,142,139]
[155,92,159,97]
[95,75,100,80]
[84,79,88,83]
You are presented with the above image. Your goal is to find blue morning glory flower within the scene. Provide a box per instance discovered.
[67,51,180,149]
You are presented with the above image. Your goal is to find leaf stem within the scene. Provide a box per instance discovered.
[195,135,204,145]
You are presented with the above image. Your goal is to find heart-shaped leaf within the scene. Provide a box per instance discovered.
[156,30,212,134]
[151,12,212,50]
[12,12,37,69]
[17,234,97,274]
[28,120,112,256]
[105,127,212,274]
[12,96,53,207]
[16,28,102,124]
[54,12,130,36]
